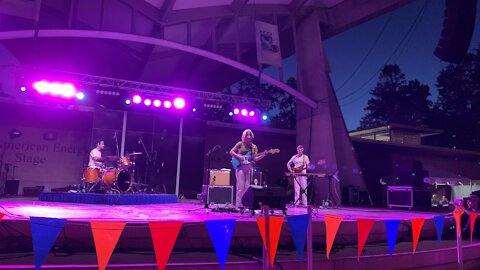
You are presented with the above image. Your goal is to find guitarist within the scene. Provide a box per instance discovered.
[230,129,269,208]
[286,145,310,207]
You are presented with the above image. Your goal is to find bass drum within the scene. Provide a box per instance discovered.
[116,170,132,192]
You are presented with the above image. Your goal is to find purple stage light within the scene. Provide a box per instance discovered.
[75,92,85,100]
[61,84,76,97]
[32,81,49,93]
[153,100,161,107]
[144,99,152,106]
[32,80,78,98]
[133,95,141,104]
[240,109,248,116]
[249,111,255,117]
[233,108,239,115]
[125,99,131,105]
[192,108,197,112]
[20,86,26,92]
[173,97,185,109]
[229,112,233,116]
[164,100,172,108]
[262,114,268,121]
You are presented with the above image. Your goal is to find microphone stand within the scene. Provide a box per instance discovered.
[114,132,119,157]
[138,138,151,186]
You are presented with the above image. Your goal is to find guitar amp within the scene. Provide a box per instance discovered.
[209,169,231,186]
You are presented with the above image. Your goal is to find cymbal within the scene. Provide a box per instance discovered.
[126,152,143,156]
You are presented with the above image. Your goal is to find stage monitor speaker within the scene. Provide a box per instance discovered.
[434,0,477,63]
[242,186,286,210]
[5,180,20,195]
[207,185,233,206]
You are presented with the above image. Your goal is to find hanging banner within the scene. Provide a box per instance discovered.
[256,216,284,267]
[384,220,400,256]
[469,212,478,242]
[255,21,282,67]
[433,215,445,241]
[411,218,425,253]
[286,214,309,260]
[91,221,126,270]
[453,209,464,236]
[149,221,183,270]
[325,215,343,259]
[357,219,375,260]
[205,219,236,270]
[30,217,67,270]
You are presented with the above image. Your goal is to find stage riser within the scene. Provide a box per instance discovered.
[39,192,178,205]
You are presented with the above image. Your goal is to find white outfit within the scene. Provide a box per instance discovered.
[88,148,102,169]
[287,154,310,206]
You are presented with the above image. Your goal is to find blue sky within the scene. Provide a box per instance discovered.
[281,0,480,131]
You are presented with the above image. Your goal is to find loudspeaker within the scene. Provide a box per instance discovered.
[242,186,286,210]
[209,169,230,186]
[5,180,20,195]
[207,185,233,206]
[434,0,477,63]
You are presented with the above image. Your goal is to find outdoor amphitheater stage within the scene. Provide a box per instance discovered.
[1,198,480,270]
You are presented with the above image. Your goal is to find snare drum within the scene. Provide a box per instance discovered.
[118,156,131,170]
[83,168,100,183]
[102,169,118,187]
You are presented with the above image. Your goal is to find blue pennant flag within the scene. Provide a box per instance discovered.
[30,217,67,270]
[205,219,236,270]
[433,215,445,241]
[384,220,400,256]
[287,214,309,260]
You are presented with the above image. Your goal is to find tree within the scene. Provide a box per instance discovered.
[430,46,480,150]
[359,64,432,130]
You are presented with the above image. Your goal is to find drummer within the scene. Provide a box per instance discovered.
[88,140,105,170]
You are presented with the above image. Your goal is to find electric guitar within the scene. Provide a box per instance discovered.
[231,148,280,169]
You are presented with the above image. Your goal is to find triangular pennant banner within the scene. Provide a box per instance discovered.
[286,214,309,260]
[433,216,445,241]
[357,219,375,260]
[30,217,67,270]
[384,220,400,256]
[149,221,183,270]
[411,218,425,253]
[91,221,126,270]
[469,212,478,242]
[256,216,284,267]
[0,213,5,220]
[205,219,236,270]
[325,215,343,259]
[454,209,464,236]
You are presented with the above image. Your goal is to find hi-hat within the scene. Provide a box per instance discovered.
[127,152,143,156]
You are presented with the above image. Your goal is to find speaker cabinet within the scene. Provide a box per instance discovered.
[242,186,286,210]
[207,185,233,206]
[434,0,477,63]
[387,186,431,210]
[5,180,20,195]
[208,169,231,186]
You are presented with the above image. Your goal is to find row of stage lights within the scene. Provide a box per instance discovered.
[20,80,269,121]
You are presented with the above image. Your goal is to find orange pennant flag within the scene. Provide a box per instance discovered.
[91,221,126,270]
[357,219,374,260]
[149,222,183,270]
[453,209,464,236]
[469,212,478,242]
[325,215,343,259]
[256,216,284,267]
[411,218,425,253]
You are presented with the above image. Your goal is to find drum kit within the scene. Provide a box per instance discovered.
[82,152,143,193]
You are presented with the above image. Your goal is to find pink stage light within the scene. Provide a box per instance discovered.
[20,86,26,92]
[240,109,248,116]
[75,92,85,100]
[32,80,78,98]
[61,84,76,97]
[144,99,152,106]
[125,99,131,105]
[249,111,255,117]
[164,100,172,108]
[233,108,240,115]
[153,100,161,107]
[173,97,186,109]
[32,81,49,93]
[133,95,142,104]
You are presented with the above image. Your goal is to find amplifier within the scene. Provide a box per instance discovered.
[207,185,233,206]
[387,186,431,210]
[209,169,231,186]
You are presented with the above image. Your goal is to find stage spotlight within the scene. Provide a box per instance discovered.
[133,95,141,104]
[233,108,239,115]
[164,100,172,108]
[61,84,76,97]
[144,99,152,106]
[249,111,255,117]
[262,114,268,121]
[20,86,26,92]
[173,97,185,109]
[125,99,131,105]
[229,112,233,116]
[192,108,197,112]
[32,81,49,93]
[240,109,248,116]
[153,100,161,107]
[75,92,85,100]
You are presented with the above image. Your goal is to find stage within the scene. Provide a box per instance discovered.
[0,197,480,269]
